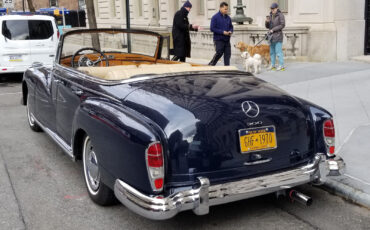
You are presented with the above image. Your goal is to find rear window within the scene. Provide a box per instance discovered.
[2,20,54,40]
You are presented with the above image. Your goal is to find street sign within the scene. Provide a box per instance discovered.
[4,0,14,9]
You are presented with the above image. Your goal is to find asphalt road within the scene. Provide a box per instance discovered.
[1,73,370,230]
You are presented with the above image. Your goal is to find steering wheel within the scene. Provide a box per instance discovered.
[71,47,109,68]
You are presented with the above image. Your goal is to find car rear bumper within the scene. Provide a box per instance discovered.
[0,65,30,73]
[114,153,345,220]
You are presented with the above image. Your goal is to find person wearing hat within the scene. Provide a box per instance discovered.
[265,2,285,71]
[171,1,199,62]
[208,2,233,66]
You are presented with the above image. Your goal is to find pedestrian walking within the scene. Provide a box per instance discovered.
[265,2,285,71]
[208,2,233,66]
[171,1,199,62]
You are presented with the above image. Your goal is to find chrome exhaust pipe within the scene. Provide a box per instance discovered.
[289,190,313,206]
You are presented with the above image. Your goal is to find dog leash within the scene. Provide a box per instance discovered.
[254,34,269,47]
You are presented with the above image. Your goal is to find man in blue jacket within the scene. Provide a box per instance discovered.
[208,2,233,66]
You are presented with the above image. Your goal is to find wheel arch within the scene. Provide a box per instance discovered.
[73,128,87,161]
[22,80,28,106]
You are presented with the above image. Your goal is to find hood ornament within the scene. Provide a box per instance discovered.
[242,101,260,118]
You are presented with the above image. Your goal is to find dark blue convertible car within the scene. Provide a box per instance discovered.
[22,29,344,220]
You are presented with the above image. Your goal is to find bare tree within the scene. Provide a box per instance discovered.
[85,0,100,50]
[26,0,35,12]
[85,0,98,29]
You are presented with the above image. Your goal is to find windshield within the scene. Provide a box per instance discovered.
[61,30,160,61]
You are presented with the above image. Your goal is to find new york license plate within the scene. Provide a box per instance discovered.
[239,126,277,154]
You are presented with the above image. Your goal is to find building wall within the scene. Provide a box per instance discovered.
[90,0,366,62]
[12,0,79,11]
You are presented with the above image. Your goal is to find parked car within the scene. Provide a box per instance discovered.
[22,28,344,220]
[0,15,58,74]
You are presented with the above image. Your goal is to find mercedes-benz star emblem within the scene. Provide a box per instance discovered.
[242,101,260,118]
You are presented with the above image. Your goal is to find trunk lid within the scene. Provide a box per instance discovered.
[123,73,315,186]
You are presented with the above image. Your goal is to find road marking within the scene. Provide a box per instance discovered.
[0,92,21,96]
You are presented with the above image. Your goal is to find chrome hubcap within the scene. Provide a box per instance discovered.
[84,137,100,193]
[27,97,35,126]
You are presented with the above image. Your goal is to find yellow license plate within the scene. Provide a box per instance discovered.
[239,126,277,154]
[9,55,22,62]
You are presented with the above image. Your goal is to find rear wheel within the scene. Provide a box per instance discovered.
[26,94,42,132]
[82,135,116,206]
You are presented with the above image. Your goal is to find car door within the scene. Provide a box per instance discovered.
[34,67,57,132]
[28,19,58,67]
[54,66,85,145]
[0,19,31,70]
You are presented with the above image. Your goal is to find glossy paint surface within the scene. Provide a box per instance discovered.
[24,66,332,194]
[123,73,324,186]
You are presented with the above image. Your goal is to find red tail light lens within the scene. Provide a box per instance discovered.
[324,119,335,137]
[147,143,163,167]
[146,142,164,192]
[57,30,60,39]
[323,119,335,156]
[154,178,163,189]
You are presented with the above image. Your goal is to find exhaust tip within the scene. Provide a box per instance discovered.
[289,190,313,206]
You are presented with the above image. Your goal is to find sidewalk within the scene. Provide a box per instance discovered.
[187,57,370,208]
[256,61,370,209]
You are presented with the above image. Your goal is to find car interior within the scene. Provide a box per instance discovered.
[59,30,238,81]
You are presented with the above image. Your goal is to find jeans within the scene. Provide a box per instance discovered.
[208,40,231,66]
[270,42,284,67]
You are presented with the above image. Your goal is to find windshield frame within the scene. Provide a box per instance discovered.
[56,28,165,65]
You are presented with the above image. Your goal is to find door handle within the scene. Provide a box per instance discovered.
[72,89,83,96]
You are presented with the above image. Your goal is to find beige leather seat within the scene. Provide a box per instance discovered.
[79,64,239,81]
[77,65,137,79]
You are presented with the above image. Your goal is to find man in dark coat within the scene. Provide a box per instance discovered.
[208,2,233,66]
[265,3,285,71]
[171,1,198,62]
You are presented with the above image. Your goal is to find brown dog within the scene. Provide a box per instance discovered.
[235,41,270,66]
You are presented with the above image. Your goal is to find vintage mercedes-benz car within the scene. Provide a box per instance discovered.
[22,28,344,220]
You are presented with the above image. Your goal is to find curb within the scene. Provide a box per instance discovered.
[323,179,370,209]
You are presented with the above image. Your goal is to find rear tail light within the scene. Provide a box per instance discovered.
[57,30,60,39]
[146,142,164,192]
[323,119,335,156]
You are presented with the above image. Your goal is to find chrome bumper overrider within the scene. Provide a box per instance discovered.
[114,153,345,220]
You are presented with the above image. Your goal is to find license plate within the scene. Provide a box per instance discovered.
[239,126,277,154]
[9,55,23,62]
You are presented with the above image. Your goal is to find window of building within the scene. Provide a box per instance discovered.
[110,0,116,17]
[278,0,288,13]
[50,0,58,7]
[198,0,205,15]
[78,0,86,10]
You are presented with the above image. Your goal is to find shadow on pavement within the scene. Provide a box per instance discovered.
[0,73,23,85]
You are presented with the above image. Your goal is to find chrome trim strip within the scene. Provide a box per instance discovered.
[34,117,75,160]
[243,158,272,165]
[114,153,343,220]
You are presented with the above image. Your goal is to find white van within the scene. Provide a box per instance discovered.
[0,15,59,74]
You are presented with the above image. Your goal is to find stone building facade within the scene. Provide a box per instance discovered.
[6,0,363,63]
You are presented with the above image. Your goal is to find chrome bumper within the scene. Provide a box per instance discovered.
[114,153,345,220]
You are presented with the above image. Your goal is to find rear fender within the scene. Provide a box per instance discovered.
[72,99,165,194]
